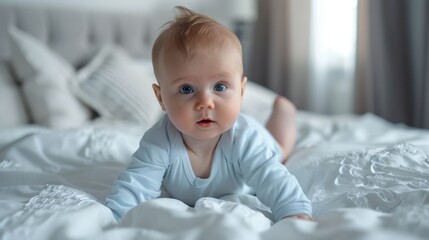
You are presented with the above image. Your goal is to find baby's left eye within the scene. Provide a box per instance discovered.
[214,83,227,92]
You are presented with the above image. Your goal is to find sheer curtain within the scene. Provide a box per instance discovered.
[355,0,429,128]
[247,0,357,114]
[308,0,357,114]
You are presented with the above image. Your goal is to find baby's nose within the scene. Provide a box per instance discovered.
[196,92,214,110]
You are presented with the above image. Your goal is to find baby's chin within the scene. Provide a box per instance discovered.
[181,127,231,142]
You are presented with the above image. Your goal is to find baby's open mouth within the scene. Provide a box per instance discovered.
[198,119,213,124]
[196,119,214,127]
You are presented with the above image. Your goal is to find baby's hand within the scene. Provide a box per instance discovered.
[285,214,314,221]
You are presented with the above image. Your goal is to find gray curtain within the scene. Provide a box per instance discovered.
[355,0,429,128]
[247,0,312,111]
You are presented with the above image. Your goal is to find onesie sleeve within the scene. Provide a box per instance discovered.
[105,118,170,220]
[235,117,312,222]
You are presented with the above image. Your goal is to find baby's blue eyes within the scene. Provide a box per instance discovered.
[179,83,227,94]
[179,85,194,94]
[214,83,227,92]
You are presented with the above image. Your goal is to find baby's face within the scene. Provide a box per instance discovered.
[153,45,246,143]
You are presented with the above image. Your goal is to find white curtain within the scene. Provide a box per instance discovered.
[308,0,357,114]
[248,0,357,114]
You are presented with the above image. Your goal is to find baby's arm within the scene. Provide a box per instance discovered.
[105,154,166,220]
[233,115,312,222]
[105,123,170,220]
[238,125,312,222]
[240,158,313,222]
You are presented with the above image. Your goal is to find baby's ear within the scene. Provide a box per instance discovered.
[152,84,166,111]
[241,76,247,97]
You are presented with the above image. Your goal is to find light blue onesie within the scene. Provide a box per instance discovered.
[105,114,312,222]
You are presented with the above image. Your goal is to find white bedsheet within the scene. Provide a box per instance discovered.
[1,113,429,240]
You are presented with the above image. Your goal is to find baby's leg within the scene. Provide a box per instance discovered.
[265,96,297,164]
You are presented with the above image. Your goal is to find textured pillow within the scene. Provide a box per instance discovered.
[72,45,162,128]
[0,61,29,127]
[8,27,91,129]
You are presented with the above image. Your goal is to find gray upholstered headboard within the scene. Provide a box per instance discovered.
[0,1,272,129]
[0,0,165,128]
[0,1,155,67]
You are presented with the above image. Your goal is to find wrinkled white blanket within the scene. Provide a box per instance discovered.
[1,113,429,240]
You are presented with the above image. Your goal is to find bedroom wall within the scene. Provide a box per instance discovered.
[0,0,257,68]
[145,0,257,29]
[0,0,257,30]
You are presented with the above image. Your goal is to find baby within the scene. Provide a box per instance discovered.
[105,6,312,222]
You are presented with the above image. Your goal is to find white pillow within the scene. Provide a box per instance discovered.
[241,81,277,125]
[72,45,162,128]
[8,27,91,129]
[0,62,29,127]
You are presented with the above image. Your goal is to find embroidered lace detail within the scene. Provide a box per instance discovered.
[25,185,93,210]
[0,185,95,238]
[309,143,429,213]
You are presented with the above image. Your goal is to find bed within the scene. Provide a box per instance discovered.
[1,1,429,240]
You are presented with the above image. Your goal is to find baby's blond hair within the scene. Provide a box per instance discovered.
[151,6,243,78]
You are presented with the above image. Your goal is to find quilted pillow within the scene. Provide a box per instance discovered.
[8,27,91,128]
[72,45,162,128]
